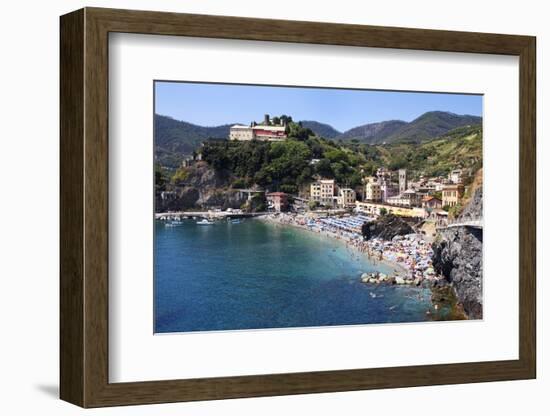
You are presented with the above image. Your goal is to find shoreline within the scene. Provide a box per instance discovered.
[259,213,440,286]
[259,214,409,278]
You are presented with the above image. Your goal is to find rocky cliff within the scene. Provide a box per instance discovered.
[432,187,483,319]
[362,214,416,240]
[156,161,247,212]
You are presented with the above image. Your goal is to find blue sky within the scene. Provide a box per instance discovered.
[155,81,482,132]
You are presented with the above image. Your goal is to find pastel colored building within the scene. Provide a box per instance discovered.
[338,188,356,208]
[310,179,336,206]
[365,180,382,202]
[355,201,426,218]
[422,195,443,210]
[442,183,465,207]
[266,192,289,212]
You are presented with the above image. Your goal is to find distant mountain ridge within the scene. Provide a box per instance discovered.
[339,120,407,143]
[155,115,232,155]
[154,111,482,167]
[299,120,341,139]
[338,111,482,144]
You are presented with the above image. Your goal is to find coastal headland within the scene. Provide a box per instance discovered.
[155,110,483,324]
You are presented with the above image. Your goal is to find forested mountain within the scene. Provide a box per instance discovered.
[339,112,481,144]
[154,111,481,168]
[384,111,482,143]
[339,120,407,143]
[299,120,341,138]
[154,115,233,167]
[161,124,482,195]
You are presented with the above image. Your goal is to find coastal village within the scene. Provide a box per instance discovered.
[157,114,483,313]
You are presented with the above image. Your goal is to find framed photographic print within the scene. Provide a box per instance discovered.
[60,7,536,407]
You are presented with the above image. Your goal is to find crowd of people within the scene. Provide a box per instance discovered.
[262,212,440,284]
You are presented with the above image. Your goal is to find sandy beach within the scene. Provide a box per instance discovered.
[260,212,441,285]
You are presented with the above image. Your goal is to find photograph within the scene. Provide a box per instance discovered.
[153,81,483,333]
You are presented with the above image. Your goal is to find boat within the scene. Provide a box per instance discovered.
[165,220,183,227]
[230,219,242,224]
[196,219,214,225]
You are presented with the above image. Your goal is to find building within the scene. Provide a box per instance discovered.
[398,169,407,194]
[442,183,465,207]
[429,208,449,227]
[355,201,426,218]
[229,114,287,142]
[380,181,399,202]
[182,155,195,167]
[337,188,356,208]
[310,179,336,206]
[376,167,391,180]
[386,189,422,207]
[365,180,382,202]
[229,125,255,141]
[422,195,443,210]
[266,192,289,212]
[448,169,463,184]
[229,123,287,141]
[160,191,177,201]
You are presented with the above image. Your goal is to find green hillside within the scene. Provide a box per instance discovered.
[339,111,481,144]
[299,120,341,138]
[153,111,482,170]
[173,122,482,195]
[339,120,406,142]
[154,114,232,167]
[385,111,481,143]
[373,125,482,178]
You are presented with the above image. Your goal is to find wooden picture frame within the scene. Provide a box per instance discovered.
[60,7,536,408]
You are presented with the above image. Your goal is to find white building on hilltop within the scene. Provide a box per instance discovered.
[229,114,287,142]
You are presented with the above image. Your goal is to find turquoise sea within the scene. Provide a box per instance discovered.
[154,218,435,333]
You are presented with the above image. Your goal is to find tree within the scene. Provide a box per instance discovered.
[280,115,292,124]
[448,203,463,219]
[280,184,298,194]
[201,142,230,170]
[308,200,320,210]
[170,167,189,185]
[231,178,246,189]
[315,158,333,178]
[287,122,314,141]
[244,193,267,212]
[155,163,167,191]
[379,207,388,216]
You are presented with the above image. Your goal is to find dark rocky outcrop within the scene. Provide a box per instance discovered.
[432,187,483,319]
[155,161,247,212]
[361,214,415,240]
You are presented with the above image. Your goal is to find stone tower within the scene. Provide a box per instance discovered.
[398,169,407,194]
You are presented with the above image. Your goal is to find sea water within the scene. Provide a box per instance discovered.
[154,219,434,333]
